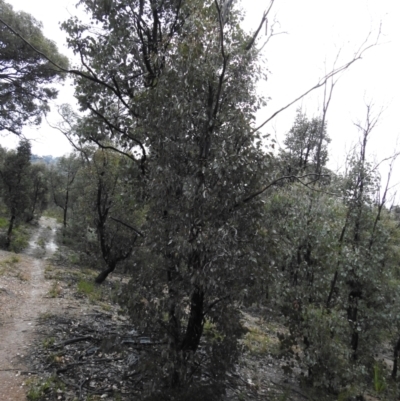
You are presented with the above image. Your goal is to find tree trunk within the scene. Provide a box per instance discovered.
[5,214,15,249]
[95,261,117,284]
[347,299,359,359]
[63,188,69,230]
[181,289,204,352]
[392,336,400,379]
[168,288,205,388]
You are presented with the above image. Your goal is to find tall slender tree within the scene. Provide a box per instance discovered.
[0,139,32,247]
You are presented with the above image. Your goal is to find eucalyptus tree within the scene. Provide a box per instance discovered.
[0,0,68,135]
[281,109,330,176]
[61,0,272,391]
[26,163,49,221]
[268,107,400,396]
[0,139,32,247]
[49,153,83,231]
[74,146,143,283]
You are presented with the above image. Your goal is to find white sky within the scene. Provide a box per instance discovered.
[3,0,400,192]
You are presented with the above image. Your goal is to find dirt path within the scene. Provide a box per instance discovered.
[0,217,59,401]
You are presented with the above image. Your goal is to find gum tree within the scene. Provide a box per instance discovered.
[0,139,32,247]
[0,0,68,135]
[61,0,270,390]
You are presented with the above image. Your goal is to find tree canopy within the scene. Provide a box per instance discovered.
[0,0,69,135]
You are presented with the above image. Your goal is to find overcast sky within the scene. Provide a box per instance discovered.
[3,0,400,191]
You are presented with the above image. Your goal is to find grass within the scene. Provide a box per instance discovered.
[42,208,63,224]
[373,363,387,393]
[0,216,8,229]
[243,326,278,355]
[48,281,62,298]
[38,312,53,321]
[26,376,64,400]
[0,254,21,276]
[42,337,55,349]
[0,254,20,265]
[0,254,28,280]
[8,225,30,253]
[77,279,102,302]
[203,319,225,342]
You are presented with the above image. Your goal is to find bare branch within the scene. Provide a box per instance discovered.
[253,28,382,134]
[257,17,287,53]
[245,0,275,51]
[238,173,330,206]
[213,0,229,120]
[109,216,144,237]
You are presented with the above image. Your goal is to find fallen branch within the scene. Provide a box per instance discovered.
[55,336,94,348]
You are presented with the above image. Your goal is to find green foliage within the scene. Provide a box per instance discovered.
[281,109,331,175]
[0,0,68,135]
[8,225,30,252]
[203,319,225,343]
[0,140,49,249]
[26,376,64,400]
[0,253,20,275]
[5,254,20,264]
[243,326,276,355]
[264,110,400,398]
[77,279,102,302]
[49,152,83,230]
[373,363,387,393]
[42,337,55,349]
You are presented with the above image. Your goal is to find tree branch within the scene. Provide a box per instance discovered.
[109,216,144,237]
[245,0,275,51]
[253,28,382,134]
[238,173,330,206]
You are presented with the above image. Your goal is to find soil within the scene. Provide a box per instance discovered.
[0,217,59,400]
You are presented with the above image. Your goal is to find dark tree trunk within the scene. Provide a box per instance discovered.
[5,214,15,249]
[392,336,400,379]
[63,189,69,229]
[347,298,359,359]
[181,288,204,352]
[95,261,117,284]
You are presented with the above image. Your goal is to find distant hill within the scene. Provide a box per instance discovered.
[31,155,59,165]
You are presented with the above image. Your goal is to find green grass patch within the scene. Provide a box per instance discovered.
[42,337,55,349]
[77,279,102,302]
[243,326,278,355]
[2,254,20,264]
[0,254,21,276]
[26,376,64,400]
[203,319,225,342]
[0,217,8,229]
[9,225,30,253]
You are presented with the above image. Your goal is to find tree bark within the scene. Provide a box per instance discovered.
[5,214,15,249]
[392,336,400,379]
[95,261,117,284]
[181,288,204,352]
